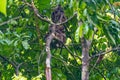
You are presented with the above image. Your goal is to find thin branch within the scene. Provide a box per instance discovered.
[34,15,44,75]
[61,42,79,62]
[0,16,21,26]
[0,54,16,68]
[89,64,107,80]
[89,46,120,77]
[52,56,76,80]
[0,54,24,76]
[56,12,77,25]
[22,0,32,7]
[91,46,120,58]
[37,48,45,74]
[16,62,24,76]
[71,53,107,80]
[30,0,53,24]
[52,55,79,69]
[24,0,52,24]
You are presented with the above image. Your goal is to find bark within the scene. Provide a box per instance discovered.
[81,38,90,80]
[45,24,56,80]
[45,34,54,80]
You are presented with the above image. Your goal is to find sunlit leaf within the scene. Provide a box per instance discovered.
[0,0,7,16]
[83,8,87,17]
[97,15,108,22]
[69,0,73,9]
[22,40,30,50]
[65,38,72,45]
[10,19,18,25]
[75,26,80,43]
[12,73,27,80]
[75,25,83,43]
[80,2,86,10]
[87,29,94,40]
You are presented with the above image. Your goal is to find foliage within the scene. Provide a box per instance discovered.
[0,0,120,80]
[0,0,7,16]
[12,73,27,80]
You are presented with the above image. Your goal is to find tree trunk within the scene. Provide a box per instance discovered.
[81,38,90,80]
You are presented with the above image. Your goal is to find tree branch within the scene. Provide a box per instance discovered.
[89,64,107,80]
[45,24,57,80]
[23,0,77,25]
[81,38,90,80]
[45,34,53,80]
[0,54,16,68]
[0,54,24,76]
[91,46,120,58]
[0,16,21,26]
[29,0,53,24]
[52,55,76,80]
[56,12,77,25]
[16,62,24,76]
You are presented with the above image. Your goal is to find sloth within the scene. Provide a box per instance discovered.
[45,5,66,48]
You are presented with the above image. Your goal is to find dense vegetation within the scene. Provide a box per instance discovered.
[0,0,120,80]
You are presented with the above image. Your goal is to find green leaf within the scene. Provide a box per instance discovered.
[0,0,7,16]
[75,23,83,43]
[69,0,73,8]
[53,68,66,80]
[84,22,89,34]
[105,27,116,45]
[65,38,72,45]
[87,29,94,40]
[102,43,107,50]
[75,26,80,43]
[80,2,86,10]
[22,40,30,50]
[108,31,116,44]
[79,24,83,38]
[14,40,18,47]
[10,19,18,25]
[38,0,51,10]
[83,9,87,17]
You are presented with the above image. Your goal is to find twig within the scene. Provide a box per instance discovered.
[56,12,77,25]
[0,54,24,76]
[34,14,43,74]
[16,62,24,76]
[0,16,21,26]
[23,0,32,7]
[31,0,53,24]
[0,54,16,68]
[89,64,107,80]
[52,55,76,80]
[24,0,54,24]
[37,48,45,74]
[89,46,120,75]
[91,46,120,58]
